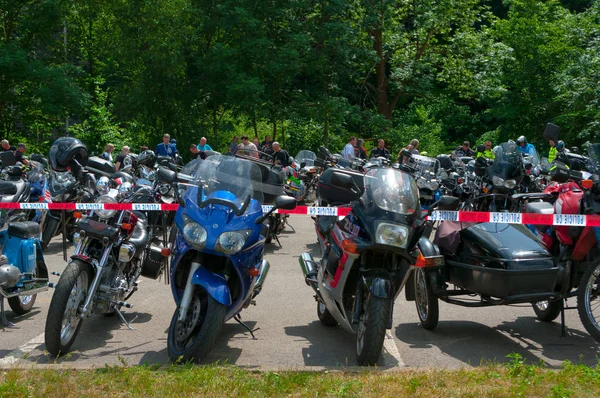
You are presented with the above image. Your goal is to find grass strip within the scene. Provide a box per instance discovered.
[1,355,600,397]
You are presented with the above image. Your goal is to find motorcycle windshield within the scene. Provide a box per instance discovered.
[49,170,76,196]
[587,143,600,172]
[295,150,317,167]
[489,142,522,180]
[27,161,45,183]
[181,155,264,212]
[522,146,540,167]
[363,168,419,214]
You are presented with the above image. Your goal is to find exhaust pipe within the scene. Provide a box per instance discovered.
[0,279,50,299]
[299,253,320,294]
[254,260,270,293]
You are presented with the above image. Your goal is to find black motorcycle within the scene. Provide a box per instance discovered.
[299,166,444,365]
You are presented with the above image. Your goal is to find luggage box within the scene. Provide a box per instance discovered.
[87,156,115,177]
[317,168,364,206]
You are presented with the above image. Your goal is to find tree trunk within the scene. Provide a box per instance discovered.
[272,118,277,141]
[324,118,329,147]
[252,114,258,137]
[372,27,392,119]
[281,122,285,148]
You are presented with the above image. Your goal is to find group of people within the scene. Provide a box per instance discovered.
[343,137,392,160]
[1,140,29,165]
[227,135,291,166]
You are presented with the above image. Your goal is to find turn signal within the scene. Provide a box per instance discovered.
[414,252,444,268]
[582,179,594,189]
[121,223,132,231]
[160,248,171,257]
[73,212,83,219]
[248,268,260,277]
[342,239,358,254]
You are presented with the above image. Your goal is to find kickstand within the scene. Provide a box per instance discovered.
[1,298,14,329]
[274,233,282,247]
[115,307,137,330]
[284,216,295,232]
[560,298,566,337]
[234,313,259,340]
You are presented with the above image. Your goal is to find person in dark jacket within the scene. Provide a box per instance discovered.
[370,139,390,159]
[271,142,290,167]
[355,139,367,160]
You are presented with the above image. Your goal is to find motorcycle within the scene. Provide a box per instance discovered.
[292,150,320,202]
[0,209,50,326]
[44,179,151,356]
[156,155,296,362]
[0,165,32,223]
[299,165,444,365]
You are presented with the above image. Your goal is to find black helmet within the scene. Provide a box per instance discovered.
[49,137,88,172]
[137,150,156,167]
[516,136,527,145]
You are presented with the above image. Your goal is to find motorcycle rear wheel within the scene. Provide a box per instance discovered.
[167,286,226,363]
[7,295,36,315]
[532,300,561,322]
[356,293,391,366]
[44,259,92,357]
[414,268,439,330]
[577,261,600,342]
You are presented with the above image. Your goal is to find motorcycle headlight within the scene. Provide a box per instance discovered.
[182,214,207,249]
[375,222,408,248]
[427,180,440,191]
[159,184,171,195]
[492,176,504,187]
[504,179,517,189]
[96,176,110,195]
[416,178,427,189]
[96,195,118,219]
[216,230,251,254]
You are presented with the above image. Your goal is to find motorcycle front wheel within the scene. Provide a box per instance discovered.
[414,268,439,330]
[41,215,60,250]
[356,292,391,366]
[167,286,226,363]
[532,300,562,322]
[44,259,92,357]
[577,261,600,341]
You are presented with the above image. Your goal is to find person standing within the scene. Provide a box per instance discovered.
[454,141,474,157]
[516,136,536,156]
[101,143,115,162]
[189,144,206,160]
[370,139,390,159]
[238,135,258,157]
[228,136,239,155]
[261,135,273,153]
[115,146,131,171]
[1,140,15,151]
[197,137,213,152]
[548,139,558,163]
[355,139,367,160]
[343,136,357,159]
[476,141,495,160]
[14,143,29,165]
[271,142,290,167]
[155,134,177,158]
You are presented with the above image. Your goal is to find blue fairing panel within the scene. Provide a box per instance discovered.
[192,266,232,306]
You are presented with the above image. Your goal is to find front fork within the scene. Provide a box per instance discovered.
[80,243,113,318]
[178,261,201,321]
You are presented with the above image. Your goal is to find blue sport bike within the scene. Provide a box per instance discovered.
[157,155,297,362]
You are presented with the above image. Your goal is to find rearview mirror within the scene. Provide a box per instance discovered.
[331,172,354,190]
[275,195,297,210]
[436,196,460,211]
[157,167,177,184]
[300,162,306,169]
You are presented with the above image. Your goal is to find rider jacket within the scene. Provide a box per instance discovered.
[477,149,495,160]
[548,146,557,163]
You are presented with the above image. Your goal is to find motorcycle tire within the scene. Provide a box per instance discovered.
[577,261,600,342]
[41,217,60,250]
[414,268,439,330]
[7,295,36,315]
[44,259,92,357]
[532,300,562,322]
[317,301,338,326]
[356,293,391,366]
[167,286,226,363]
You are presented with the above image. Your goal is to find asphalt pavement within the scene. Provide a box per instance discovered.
[0,216,599,369]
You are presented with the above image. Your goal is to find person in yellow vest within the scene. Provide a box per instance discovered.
[476,140,495,160]
[548,140,558,163]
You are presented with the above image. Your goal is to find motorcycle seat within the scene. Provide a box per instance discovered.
[524,201,554,215]
[0,179,27,202]
[8,221,40,239]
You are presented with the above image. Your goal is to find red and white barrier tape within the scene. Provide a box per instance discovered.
[4,202,596,226]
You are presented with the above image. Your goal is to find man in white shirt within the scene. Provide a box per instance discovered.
[238,135,258,157]
[343,136,357,159]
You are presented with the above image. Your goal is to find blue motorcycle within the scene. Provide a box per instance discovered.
[157,155,297,362]
[0,210,49,326]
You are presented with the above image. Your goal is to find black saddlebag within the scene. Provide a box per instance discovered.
[446,223,559,299]
[317,168,364,206]
[255,163,285,205]
[87,156,115,177]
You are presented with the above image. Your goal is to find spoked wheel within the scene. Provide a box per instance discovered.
[7,295,36,315]
[578,261,600,341]
[167,286,226,363]
[317,300,337,326]
[355,291,391,366]
[44,260,92,357]
[532,300,562,322]
[414,269,439,330]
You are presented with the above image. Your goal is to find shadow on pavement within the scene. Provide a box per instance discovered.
[26,311,153,364]
[395,318,599,368]
[285,320,390,368]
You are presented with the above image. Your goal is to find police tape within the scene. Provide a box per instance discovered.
[0,202,353,216]
[2,202,596,226]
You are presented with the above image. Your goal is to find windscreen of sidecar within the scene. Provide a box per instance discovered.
[490,142,522,178]
[363,168,419,214]
[295,150,317,167]
[180,156,264,211]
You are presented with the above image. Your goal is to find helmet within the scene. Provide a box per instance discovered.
[420,151,429,157]
[170,139,177,145]
[516,136,527,145]
[137,150,156,167]
[477,144,485,153]
[556,141,565,151]
[49,137,88,172]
